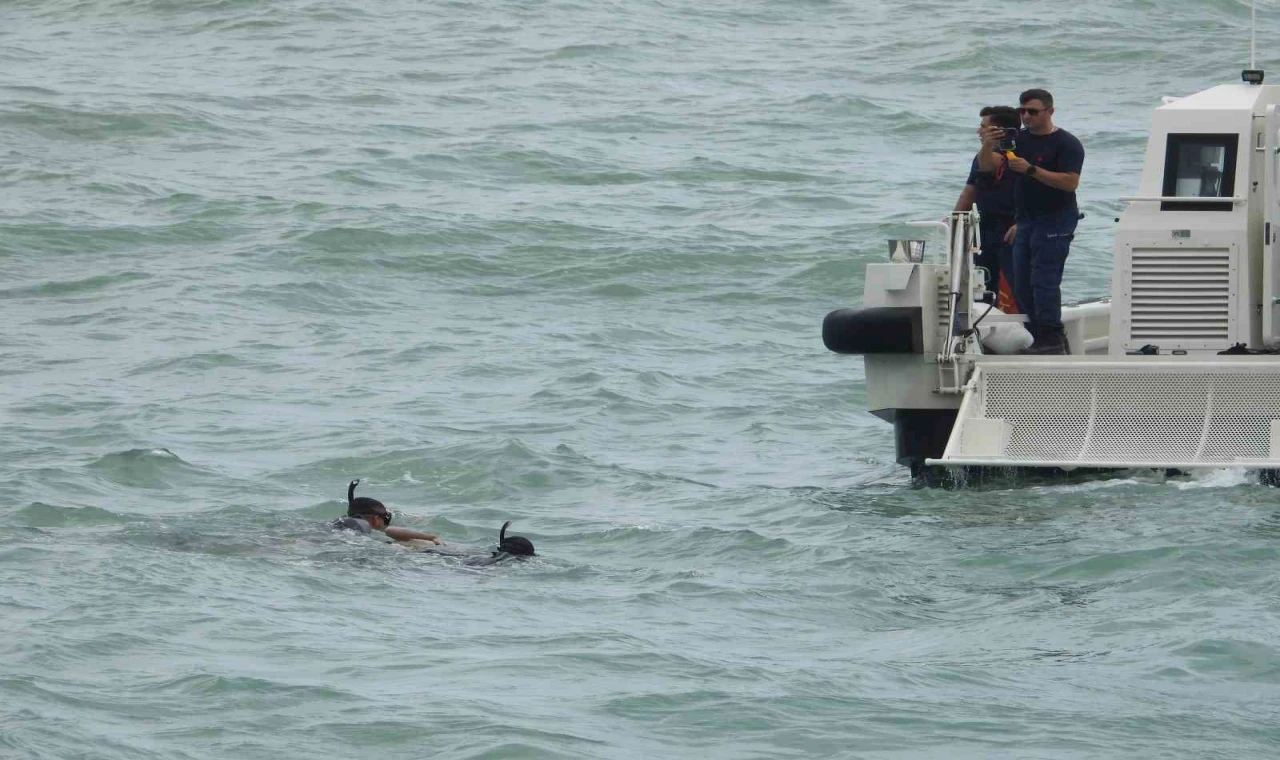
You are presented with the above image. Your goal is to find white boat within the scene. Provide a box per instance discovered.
[823,69,1280,484]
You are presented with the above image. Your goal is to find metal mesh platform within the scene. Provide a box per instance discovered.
[929,359,1280,468]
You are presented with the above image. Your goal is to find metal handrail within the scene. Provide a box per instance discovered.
[1120,195,1244,204]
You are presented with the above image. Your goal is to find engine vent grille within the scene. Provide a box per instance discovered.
[1128,247,1232,346]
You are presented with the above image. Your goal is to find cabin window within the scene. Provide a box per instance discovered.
[1161,133,1238,211]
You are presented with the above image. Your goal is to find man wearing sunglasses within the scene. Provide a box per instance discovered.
[329,479,442,544]
[977,88,1085,354]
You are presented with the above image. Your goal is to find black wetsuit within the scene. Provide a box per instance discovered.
[462,551,519,567]
[329,516,372,534]
[411,543,522,566]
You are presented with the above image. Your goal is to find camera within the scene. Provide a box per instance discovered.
[999,128,1018,152]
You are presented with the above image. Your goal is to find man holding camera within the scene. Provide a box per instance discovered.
[978,88,1085,354]
[955,105,1020,309]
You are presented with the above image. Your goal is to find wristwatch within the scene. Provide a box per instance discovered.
[1027,165,1038,177]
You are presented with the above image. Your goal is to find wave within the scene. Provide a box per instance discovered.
[85,448,222,491]
[124,351,277,377]
[0,220,239,256]
[12,502,126,527]
[0,271,151,299]
[0,103,230,141]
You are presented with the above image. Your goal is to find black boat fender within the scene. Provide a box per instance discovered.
[822,306,922,355]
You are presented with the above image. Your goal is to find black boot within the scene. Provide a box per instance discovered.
[1020,325,1068,355]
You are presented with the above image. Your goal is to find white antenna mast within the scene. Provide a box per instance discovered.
[1243,0,1263,83]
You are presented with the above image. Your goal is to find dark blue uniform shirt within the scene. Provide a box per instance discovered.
[967,153,1016,219]
[1012,128,1085,218]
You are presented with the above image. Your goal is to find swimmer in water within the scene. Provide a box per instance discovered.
[460,521,536,566]
[328,479,442,544]
[495,520,535,557]
[406,520,536,565]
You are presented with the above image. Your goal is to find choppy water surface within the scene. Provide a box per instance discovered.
[4,1,1280,757]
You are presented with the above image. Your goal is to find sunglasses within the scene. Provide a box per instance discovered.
[1018,107,1045,116]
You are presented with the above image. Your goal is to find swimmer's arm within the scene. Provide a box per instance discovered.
[384,526,442,544]
[400,538,440,550]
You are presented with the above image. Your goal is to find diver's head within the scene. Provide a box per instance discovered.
[497,520,535,557]
[347,479,392,529]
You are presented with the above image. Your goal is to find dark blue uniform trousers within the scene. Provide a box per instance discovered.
[1012,207,1078,332]
[977,213,1015,303]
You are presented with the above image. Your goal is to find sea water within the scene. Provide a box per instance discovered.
[3,1,1280,757]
